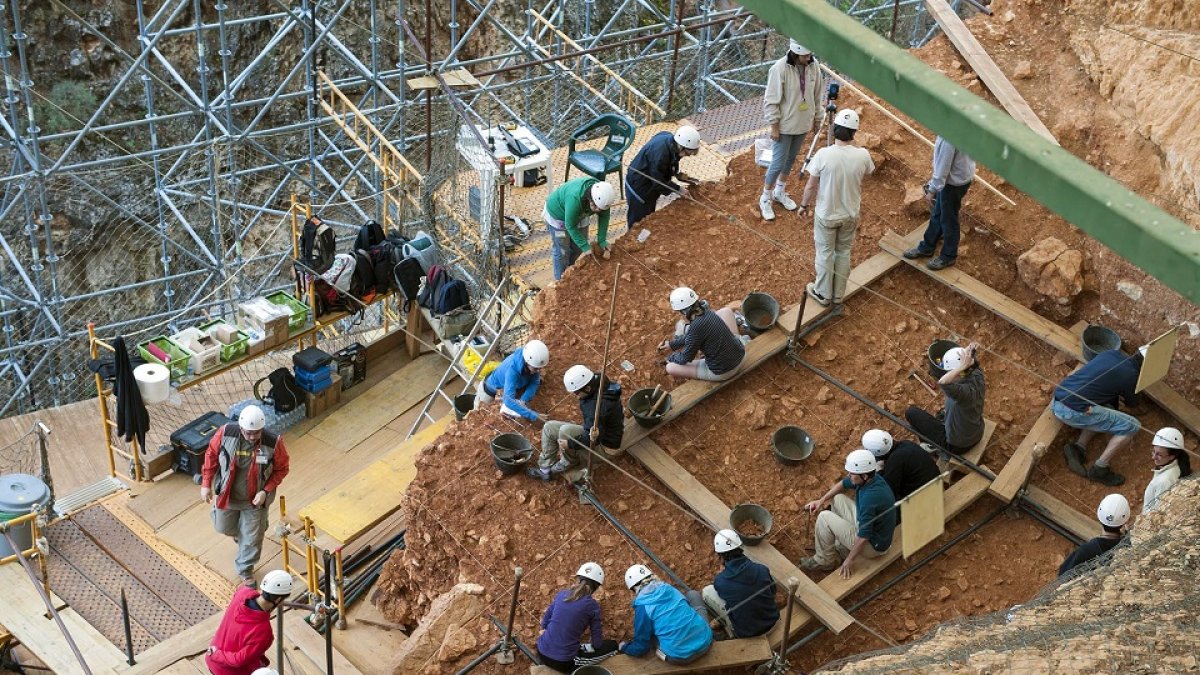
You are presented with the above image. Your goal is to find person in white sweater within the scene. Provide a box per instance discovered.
[760,39,825,221]
[1142,426,1191,513]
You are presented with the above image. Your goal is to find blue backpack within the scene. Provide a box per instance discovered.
[432,278,470,315]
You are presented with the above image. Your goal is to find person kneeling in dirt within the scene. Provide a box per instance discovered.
[619,564,713,665]
[863,429,940,516]
[527,365,624,480]
[536,562,620,672]
[801,450,897,579]
[658,287,749,382]
[905,343,985,456]
[1059,494,1128,577]
[476,339,550,422]
[700,530,779,640]
[205,570,292,675]
[1053,346,1146,487]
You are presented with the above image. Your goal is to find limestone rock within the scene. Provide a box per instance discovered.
[903,184,930,217]
[1012,60,1033,80]
[747,397,772,430]
[435,622,478,662]
[390,583,486,674]
[1017,237,1083,302]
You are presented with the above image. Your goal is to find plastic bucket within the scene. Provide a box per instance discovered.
[771,426,814,466]
[1081,325,1122,362]
[741,292,780,334]
[572,667,612,675]
[0,474,51,557]
[490,433,532,475]
[628,388,671,428]
[927,339,960,379]
[729,503,773,546]
[454,394,476,421]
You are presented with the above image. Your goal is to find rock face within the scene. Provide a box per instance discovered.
[1017,237,1084,303]
[389,583,486,674]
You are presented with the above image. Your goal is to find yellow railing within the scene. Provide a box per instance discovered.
[279,496,347,628]
[0,507,52,598]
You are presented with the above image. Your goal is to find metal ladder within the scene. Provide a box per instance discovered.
[407,277,535,438]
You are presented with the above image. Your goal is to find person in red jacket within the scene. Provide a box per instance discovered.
[201,405,291,586]
[205,570,293,675]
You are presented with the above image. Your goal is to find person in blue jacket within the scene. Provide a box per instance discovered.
[618,564,713,666]
[475,339,550,422]
[701,529,779,639]
[535,562,619,673]
[625,125,701,227]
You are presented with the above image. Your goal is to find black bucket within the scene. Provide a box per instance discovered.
[772,426,813,466]
[572,667,612,675]
[490,433,532,475]
[729,503,773,546]
[741,292,780,334]
[454,393,476,421]
[927,339,959,379]
[1081,325,1122,362]
[629,388,671,428]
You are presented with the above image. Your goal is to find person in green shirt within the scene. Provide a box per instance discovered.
[543,178,617,280]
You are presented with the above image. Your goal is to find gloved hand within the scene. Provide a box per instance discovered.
[588,241,602,258]
[200,486,212,504]
[618,641,628,653]
[602,247,611,260]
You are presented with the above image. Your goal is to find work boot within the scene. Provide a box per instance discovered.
[773,186,798,211]
[549,458,572,474]
[1087,464,1125,486]
[242,576,257,589]
[525,466,551,481]
[805,282,831,307]
[903,246,934,260]
[1063,443,1088,477]
[798,556,838,573]
[758,193,776,221]
[927,256,956,271]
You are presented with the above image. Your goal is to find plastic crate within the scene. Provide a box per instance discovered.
[137,336,192,381]
[171,327,222,375]
[265,291,310,332]
[198,319,250,362]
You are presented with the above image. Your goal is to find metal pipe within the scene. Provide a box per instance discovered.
[499,566,523,661]
[1018,501,1084,545]
[485,612,538,662]
[323,550,335,673]
[275,598,286,671]
[580,488,690,590]
[456,642,502,674]
[120,588,136,665]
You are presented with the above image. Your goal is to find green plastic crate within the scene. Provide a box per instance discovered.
[198,319,250,362]
[265,291,310,332]
[137,336,192,380]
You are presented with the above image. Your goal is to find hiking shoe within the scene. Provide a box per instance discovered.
[903,246,934,260]
[525,466,551,481]
[1087,464,1125,486]
[805,282,831,307]
[1063,443,1088,477]
[798,556,838,573]
[241,577,257,589]
[758,194,776,221]
[549,458,572,474]
[927,256,956,271]
[920,442,938,454]
[773,186,798,211]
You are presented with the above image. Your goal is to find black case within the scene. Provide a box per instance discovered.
[334,343,366,390]
[170,411,234,477]
[293,346,333,373]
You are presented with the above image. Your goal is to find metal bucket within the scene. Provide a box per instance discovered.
[772,426,814,466]
[1081,325,1122,362]
[629,388,671,428]
[741,292,780,334]
[453,393,476,421]
[490,433,532,475]
[729,503,773,546]
[572,667,612,675]
[927,339,959,379]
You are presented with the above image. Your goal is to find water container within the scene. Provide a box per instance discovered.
[0,474,51,557]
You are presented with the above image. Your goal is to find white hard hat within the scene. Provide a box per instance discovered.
[624,563,653,590]
[260,570,294,596]
[590,181,616,210]
[1096,493,1130,527]
[239,405,266,432]
[674,125,701,150]
[941,347,968,371]
[845,448,878,474]
[862,429,894,457]
[788,39,811,56]
[833,108,860,130]
[563,365,595,393]
[523,340,550,369]
[577,561,605,585]
[669,286,699,311]
[252,669,279,675]
[714,529,743,554]
[1152,427,1184,450]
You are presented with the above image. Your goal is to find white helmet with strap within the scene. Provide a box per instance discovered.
[523,339,549,369]
[624,563,653,590]
[590,181,616,210]
[576,561,605,585]
[670,287,699,312]
[1096,493,1130,527]
[674,125,701,150]
[833,108,860,130]
[862,429,893,457]
[1152,427,1184,450]
[563,365,595,393]
[260,570,294,596]
[239,405,266,432]
[714,529,742,553]
[844,448,878,474]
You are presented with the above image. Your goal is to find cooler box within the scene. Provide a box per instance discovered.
[170,412,234,479]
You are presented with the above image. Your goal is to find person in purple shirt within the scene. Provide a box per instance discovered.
[535,562,618,672]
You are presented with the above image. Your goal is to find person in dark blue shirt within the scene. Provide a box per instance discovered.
[625,126,701,227]
[1052,347,1145,486]
[801,449,896,579]
[698,529,778,639]
[1058,494,1128,577]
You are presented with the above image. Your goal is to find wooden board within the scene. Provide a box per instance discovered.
[922,0,1058,144]
[283,610,364,675]
[119,612,223,674]
[627,438,855,635]
[989,403,1062,502]
[1024,485,1102,540]
[529,636,773,674]
[901,478,945,558]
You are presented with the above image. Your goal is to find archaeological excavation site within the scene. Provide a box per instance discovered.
[0,0,1197,673]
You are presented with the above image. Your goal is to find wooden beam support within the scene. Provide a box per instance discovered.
[1024,485,1102,540]
[989,403,1061,502]
[530,636,773,674]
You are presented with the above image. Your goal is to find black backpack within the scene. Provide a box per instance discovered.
[354,220,385,252]
[392,257,424,311]
[417,265,448,309]
[367,241,400,295]
[299,216,336,275]
[433,278,470,315]
[254,367,304,414]
[349,250,377,298]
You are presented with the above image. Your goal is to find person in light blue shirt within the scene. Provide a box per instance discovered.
[475,339,549,422]
[903,135,976,270]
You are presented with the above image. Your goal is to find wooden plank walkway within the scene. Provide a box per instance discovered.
[989,403,1061,502]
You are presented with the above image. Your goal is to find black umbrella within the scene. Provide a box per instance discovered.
[113,336,150,450]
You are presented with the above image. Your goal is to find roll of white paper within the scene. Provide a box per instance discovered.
[133,363,171,404]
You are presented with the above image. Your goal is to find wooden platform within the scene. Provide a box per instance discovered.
[530,636,774,674]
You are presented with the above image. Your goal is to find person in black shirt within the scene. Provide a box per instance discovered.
[862,429,941,515]
[1058,493,1128,577]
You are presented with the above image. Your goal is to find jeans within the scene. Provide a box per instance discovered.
[916,181,971,259]
[765,133,807,187]
[905,405,971,455]
[813,214,859,303]
[545,206,586,280]
[212,504,271,578]
[1051,400,1140,436]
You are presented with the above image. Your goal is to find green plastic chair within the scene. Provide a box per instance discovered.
[564,113,636,191]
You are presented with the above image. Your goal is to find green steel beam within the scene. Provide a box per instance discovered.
[738,0,1200,305]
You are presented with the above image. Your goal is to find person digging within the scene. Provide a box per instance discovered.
[543,178,617,280]
[1058,493,1128,577]
[658,286,750,382]
[527,365,624,481]
[699,529,779,640]
[618,564,713,666]
[625,124,702,227]
[801,449,896,579]
[535,562,620,672]
[476,339,550,423]
[862,429,940,515]
[905,343,985,455]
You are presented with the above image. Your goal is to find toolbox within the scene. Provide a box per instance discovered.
[292,346,332,373]
[294,364,333,393]
[334,343,366,390]
[170,411,234,479]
